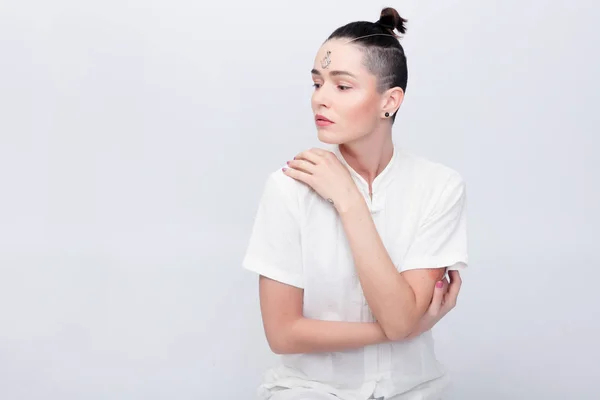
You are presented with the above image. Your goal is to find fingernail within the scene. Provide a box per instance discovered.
[282,168,287,172]
[436,281,443,288]
[286,161,290,165]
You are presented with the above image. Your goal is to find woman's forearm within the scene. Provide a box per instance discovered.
[404,321,430,340]
[336,194,421,340]
[272,317,388,354]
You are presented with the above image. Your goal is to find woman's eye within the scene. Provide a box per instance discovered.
[311,83,350,91]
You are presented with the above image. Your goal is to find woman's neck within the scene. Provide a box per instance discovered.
[339,132,394,194]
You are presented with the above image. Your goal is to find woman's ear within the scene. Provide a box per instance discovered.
[381,87,404,117]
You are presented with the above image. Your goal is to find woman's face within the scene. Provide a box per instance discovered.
[311,39,392,145]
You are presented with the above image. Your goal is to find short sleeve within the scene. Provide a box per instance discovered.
[242,172,304,288]
[401,173,468,272]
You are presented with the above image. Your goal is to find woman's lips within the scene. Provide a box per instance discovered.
[315,114,334,126]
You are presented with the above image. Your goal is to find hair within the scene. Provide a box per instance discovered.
[326,7,408,122]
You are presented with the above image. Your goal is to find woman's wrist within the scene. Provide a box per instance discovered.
[334,188,365,214]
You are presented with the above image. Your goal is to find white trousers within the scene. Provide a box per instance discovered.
[263,372,449,400]
[267,387,444,400]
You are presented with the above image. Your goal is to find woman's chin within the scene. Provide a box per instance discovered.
[317,129,345,145]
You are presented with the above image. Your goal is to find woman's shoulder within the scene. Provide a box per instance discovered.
[397,148,465,187]
[395,149,467,219]
[259,163,315,207]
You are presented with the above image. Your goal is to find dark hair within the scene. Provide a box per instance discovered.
[326,7,408,122]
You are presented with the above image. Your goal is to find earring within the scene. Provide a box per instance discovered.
[385,112,390,117]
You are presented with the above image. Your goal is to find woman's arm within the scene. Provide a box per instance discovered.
[337,194,445,341]
[259,276,388,354]
[259,270,462,354]
[282,149,467,343]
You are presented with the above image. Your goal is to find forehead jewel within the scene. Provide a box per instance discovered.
[320,51,331,69]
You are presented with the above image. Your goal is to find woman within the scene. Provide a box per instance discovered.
[242,7,468,400]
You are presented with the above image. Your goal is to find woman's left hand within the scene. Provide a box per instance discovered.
[408,270,462,339]
[283,148,361,212]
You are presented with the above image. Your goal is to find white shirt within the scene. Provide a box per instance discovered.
[242,143,468,400]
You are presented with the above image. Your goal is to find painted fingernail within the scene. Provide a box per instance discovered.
[436,281,443,288]
[286,161,290,165]
[282,168,287,172]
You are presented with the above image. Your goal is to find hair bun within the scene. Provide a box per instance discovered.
[377,7,407,34]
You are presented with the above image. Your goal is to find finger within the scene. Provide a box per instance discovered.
[448,270,462,292]
[282,166,311,186]
[428,280,445,315]
[441,277,449,295]
[294,150,321,165]
[445,270,462,308]
[308,147,330,157]
[287,159,316,174]
[440,278,449,307]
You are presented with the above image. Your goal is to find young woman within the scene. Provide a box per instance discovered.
[243,7,468,400]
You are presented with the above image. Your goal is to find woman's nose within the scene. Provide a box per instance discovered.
[312,85,331,108]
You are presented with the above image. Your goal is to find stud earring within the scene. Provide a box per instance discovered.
[385,112,390,117]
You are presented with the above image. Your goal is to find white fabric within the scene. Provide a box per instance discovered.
[243,143,468,400]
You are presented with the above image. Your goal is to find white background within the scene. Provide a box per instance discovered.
[1,0,598,399]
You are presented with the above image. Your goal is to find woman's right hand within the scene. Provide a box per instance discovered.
[406,270,462,338]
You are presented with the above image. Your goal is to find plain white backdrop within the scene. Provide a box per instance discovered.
[0,0,598,399]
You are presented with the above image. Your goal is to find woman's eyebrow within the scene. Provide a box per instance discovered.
[311,69,357,79]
